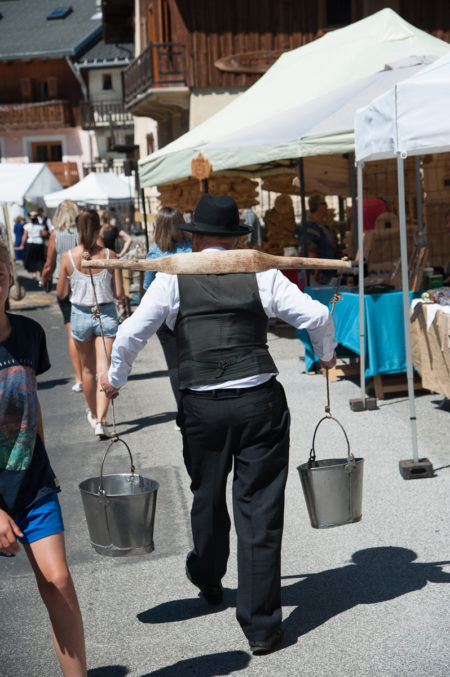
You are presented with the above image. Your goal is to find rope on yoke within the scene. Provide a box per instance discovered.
[83,252,118,439]
[324,270,344,416]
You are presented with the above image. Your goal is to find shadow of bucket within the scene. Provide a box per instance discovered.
[297,415,364,529]
[79,438,159,556]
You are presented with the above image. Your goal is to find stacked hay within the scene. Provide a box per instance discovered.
[157,176,259,212]
[260,194,298,256]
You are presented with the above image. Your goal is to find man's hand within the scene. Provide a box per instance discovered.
[0,509,23,556]
[319,351,337,369]
[99,372,120,399]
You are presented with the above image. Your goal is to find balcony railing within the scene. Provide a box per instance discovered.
[0,100,73,129]
[46,162,79,187]
[124,42,186,107]
[80,100,134,130]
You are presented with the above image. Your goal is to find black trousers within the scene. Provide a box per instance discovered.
[180,378,290,642]
[156,323,181,408]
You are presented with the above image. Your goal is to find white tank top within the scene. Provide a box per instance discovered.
[68,249,114,305]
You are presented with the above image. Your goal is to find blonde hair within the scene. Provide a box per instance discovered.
[77,210,101,253]
[0,240,11,270]
[52,200,79,232]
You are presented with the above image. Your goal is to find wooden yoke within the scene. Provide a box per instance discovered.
[81,249,352,274]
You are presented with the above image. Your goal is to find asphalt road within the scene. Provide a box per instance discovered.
[1,278,449,677]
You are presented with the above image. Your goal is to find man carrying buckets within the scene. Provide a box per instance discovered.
[100,194,336,655]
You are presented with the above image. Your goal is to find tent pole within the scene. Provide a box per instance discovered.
[347,152,358,255]
[356,161,366,403]
[141,188,149,253]
[396,154,419,463]
[298,157,310,286]
[414,155,426,247]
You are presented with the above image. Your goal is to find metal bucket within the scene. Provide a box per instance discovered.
[79,438,159,557]
[297,415,364,529]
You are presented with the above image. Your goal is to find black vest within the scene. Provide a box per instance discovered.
[175,273,278,389]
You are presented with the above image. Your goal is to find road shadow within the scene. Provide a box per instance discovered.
[137,547,450,652]
[119,412,177,434]
[141,651,250,676]
[88,667,129,677]
[38,377,71,390]
[432,397,450,411]
[137,589,233,624]
[281,547,450,647]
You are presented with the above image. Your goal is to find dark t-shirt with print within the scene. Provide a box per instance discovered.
[0,313,59,515]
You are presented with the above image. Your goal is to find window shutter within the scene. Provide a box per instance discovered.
[20,78,32,99]
[47,77,58,98]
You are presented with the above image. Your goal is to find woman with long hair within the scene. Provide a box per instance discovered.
[143,206,191,409]
[41,200,82,392]
[57,210,124,439]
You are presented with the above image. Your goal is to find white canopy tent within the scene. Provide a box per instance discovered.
[204,56,435,166]
[0,162,62,220]
[44,172,134,208]
[139,9,450,187]
[354,50,450,465]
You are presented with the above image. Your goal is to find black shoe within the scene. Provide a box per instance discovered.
[249,628,283,655]
[185,563,224,605]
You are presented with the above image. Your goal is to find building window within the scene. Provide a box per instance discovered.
[102,73,113,90]
[146,132,154,155]
[31,141,62,162]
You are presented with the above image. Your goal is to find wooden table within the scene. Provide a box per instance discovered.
[411,302,450,398]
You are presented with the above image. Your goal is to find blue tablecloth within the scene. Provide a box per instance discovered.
[297,287,415,377]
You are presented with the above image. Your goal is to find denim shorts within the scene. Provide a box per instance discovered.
[0,492,64,557]
[71,302,118,341]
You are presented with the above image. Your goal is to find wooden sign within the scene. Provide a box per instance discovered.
[191,153,212,181]
[214,50,283,74]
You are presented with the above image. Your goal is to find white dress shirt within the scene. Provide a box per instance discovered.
[108,249,337,390]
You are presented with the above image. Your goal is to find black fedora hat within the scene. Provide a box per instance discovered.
[180,194,251,236]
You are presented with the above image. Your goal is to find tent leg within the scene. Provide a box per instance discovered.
[350,161,372,412]
[396,154,433,479]
[298,157,310,287]
[414,155,426,247]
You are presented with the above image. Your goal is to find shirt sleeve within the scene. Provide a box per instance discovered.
[108,273,178,388]
[258,270,337,362]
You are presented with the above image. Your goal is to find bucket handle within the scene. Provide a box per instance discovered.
[309,415,356,471]
[99,437,136,495]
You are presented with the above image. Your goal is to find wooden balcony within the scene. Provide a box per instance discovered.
[0,100,73,130]
[46,162,79,187]
[123,42,189,119]
[80,100,134,130]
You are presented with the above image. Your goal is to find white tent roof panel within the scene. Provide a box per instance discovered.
[355,51,450,161]
[139,9,450,187]
[44,171,133,208]
[0,163,62,204]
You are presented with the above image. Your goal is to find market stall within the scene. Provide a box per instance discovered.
[354,49,450,467]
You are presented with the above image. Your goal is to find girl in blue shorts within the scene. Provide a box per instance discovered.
[57,210,124,439]
[0,242,87,676]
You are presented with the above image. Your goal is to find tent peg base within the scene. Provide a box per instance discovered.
[349,397,378,412]
[399,458,434,480]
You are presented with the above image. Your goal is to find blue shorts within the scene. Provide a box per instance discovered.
[71,302,118,341]
[0,492,64,557]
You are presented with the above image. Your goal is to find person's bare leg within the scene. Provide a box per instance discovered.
[74,338,97,419]
[66,323,82,384]
[25,534,87,676]
[95,336,114,424]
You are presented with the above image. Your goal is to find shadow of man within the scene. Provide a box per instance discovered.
[281,547,450,646]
